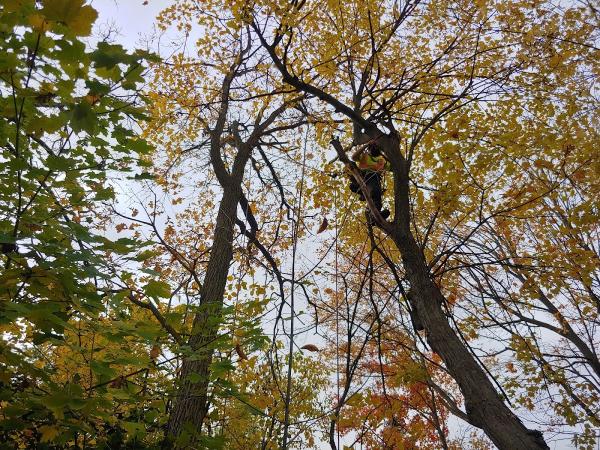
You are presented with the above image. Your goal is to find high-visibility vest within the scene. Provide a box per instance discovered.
[356,153,390,172]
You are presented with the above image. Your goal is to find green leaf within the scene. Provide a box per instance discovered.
[98,237,136,254]
[210,360,235,378]
[67,222,96,243]
[132,172,155,180]
[122,421,146,440]
[109,388,133,400]
[143,280,171,299]
[0,52,20,72]
[129,139,153,155]
[0,233,16,244]
[42,0,98,36]
[45,390,70,410]
[70,102,95,133]
[186,373,203,384]
[91,42,127,69]
[55,38,86,62]
[121,64,144,89]
[26,114,66,136]
[90,360,116,379]
[94,185,114,201]
[46,155,74,171]
[85,79,111,96]
[135,249,158,261]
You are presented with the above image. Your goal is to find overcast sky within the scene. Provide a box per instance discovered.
[91,0,171,49]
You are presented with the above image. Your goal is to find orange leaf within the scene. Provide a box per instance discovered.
[301,344,319,352]
[150,345,160,359]
[316,217,328,234]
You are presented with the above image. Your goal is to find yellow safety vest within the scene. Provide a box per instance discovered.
[356,153,390,172]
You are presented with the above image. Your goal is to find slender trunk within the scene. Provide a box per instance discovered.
[163,181,243,445]
[162,62,248,446]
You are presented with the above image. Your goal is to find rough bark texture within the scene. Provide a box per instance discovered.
[162,65,250,446]
[163,60,290,445]
[163,182,243,445]
[381,134,548,450]
[393,231,545,449]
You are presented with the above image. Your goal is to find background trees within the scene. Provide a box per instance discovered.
[1,0,598,448]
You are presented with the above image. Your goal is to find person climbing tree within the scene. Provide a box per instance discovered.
[349,141,391,223]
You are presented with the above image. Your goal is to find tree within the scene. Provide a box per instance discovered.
[142,11,307,445]
[229,0,599,448]
[3,0,598,448]
[0,0,161,447]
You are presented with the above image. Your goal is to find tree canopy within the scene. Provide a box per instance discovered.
[1,0,598,449]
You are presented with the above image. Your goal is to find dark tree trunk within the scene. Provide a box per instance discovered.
[163,180,244,445]
[381,134,548,450]
[160,61,249,447]
[162,62,290,444]
[329,133,549,449]
[392,228,547,449]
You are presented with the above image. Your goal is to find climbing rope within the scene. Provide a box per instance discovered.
[334,186,341,450]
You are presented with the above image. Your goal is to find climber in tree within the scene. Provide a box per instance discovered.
[349,141,391,222]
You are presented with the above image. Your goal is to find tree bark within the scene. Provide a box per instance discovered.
[163,179,244,445]
[381,134,548,450]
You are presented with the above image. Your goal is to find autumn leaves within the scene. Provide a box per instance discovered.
[1,0,598,448]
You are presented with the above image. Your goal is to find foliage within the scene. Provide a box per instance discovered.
[1,0,599,448]
[212,352,328,449]
[0,1,162,447]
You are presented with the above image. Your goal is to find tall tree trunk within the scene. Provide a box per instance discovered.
[162,68,290,444]
[382,135,548,450]
[163,179,244,445]
[161,58,247,446]
[330,134,548,449]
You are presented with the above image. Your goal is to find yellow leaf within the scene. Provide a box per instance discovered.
[28,14,49,32]
[39,425,60,443]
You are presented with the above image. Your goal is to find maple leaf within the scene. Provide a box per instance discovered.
[42,0,98,36]
[316,217,328,234]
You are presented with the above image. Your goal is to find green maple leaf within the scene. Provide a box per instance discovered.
[42,0,98,36]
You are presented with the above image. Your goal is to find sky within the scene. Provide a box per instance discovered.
[91,0,171,50]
